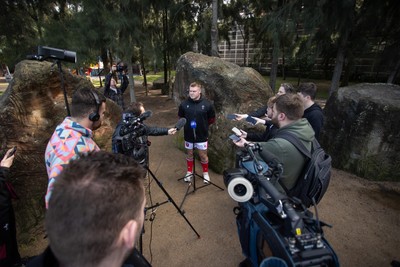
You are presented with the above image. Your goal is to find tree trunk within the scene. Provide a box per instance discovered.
[162,7,169,95]
[211,0,219,57]
[269,44,279,93]
[140,46,148,96]
[330,31,349,97]
[127,61,136,103]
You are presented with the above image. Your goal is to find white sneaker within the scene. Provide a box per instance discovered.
[184,172,192,182]
[203,172,210,184]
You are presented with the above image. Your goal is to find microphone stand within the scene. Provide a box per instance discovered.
[178,121,224,210]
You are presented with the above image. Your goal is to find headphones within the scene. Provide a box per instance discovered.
[88,91,101,122]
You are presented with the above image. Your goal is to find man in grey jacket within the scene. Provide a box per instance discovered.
[233,93,314,193]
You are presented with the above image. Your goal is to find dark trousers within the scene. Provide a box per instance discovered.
[0,206,21,267]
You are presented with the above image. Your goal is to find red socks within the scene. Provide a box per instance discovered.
[201,161,209,173]
[186,158,194,173]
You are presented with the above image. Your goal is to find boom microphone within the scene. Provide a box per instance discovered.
[175,118,187,130]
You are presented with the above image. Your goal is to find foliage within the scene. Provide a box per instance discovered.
[1,0,399,94]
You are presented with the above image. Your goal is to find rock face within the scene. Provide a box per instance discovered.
[0,60,121,243]
[173,52,273,173]
[321,83,400,181]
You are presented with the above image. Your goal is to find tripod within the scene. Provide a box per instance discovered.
[144,166,200,239]
[178,125,224,210]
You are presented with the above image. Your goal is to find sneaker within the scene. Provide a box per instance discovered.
[184,172,192,182]
[203,172,210,184]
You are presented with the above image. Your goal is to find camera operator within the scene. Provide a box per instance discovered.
[104,64,129,110]
[0,147,23,267]
[112,102,177,167]
[45,87,106,209]
[28,151,149,267]
[232,94,314,193]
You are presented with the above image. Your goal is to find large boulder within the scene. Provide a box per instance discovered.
[321,83,400,181]
[173,52,273,173]
[0,60,121,244]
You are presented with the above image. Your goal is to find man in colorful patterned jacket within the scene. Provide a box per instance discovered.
[44,87,106,209]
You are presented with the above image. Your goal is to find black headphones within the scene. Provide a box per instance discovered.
[88,91,101,122]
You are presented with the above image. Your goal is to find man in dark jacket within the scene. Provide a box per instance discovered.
[0,147,22,267]
[112,102,176,167]
[233,94,314,194]
[297,82,324,140]
[178,81,216,184]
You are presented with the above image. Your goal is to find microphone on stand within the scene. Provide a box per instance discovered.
[190,120,197,140]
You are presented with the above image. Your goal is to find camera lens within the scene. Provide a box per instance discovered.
[233,184,247,196]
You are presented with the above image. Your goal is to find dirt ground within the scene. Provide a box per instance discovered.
[12,81,400,267]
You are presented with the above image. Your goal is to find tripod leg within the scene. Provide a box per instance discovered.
[146,168,200,238]
[179,182,193,210]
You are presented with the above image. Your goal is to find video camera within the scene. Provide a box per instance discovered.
[116,63,127,73]
[223,143,339,267]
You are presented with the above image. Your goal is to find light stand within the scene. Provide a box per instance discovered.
[145,166,201,239]
[55,60,71,116]
[178,120,224,210]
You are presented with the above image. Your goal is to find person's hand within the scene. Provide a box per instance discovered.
[168,128,177,135]
[240,129,248,138]
[232,137,249,148]
[234,114,248,121]
[1,148,16,168]
[253,117,266,125]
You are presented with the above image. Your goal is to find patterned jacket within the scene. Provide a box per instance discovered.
[44,117,99,208]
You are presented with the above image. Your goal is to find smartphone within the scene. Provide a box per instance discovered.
[226,114,236,120]
[246,116,257,125]
[229,134,241,142]
[7,146,17,158]
[232,127,242,136]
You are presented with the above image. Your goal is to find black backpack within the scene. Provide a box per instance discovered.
[275,132,332,207]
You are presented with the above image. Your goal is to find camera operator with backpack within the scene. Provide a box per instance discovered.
[233,93,313,194]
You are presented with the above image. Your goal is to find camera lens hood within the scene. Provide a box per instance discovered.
[227,177,254,202]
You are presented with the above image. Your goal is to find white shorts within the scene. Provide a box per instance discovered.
[185,141,208,150]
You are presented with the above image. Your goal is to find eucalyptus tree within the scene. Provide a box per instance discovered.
[211,0,219,57]
[252,0,299,92]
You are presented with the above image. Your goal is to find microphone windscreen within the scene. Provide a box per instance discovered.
[190,120,197,129]
[175,118,187,130]
[139,110,152,120]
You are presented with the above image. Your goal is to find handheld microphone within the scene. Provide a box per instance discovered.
[175,118,187,130]
[190,120,197,129]
[139,110,152,121]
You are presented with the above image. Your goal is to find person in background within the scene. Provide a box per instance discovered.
[104,67,129,110]
[297,82,324,140]
[28,151,149,267]
[178,81,216,184]
[44,88,106,209]
[0,147,23,267]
